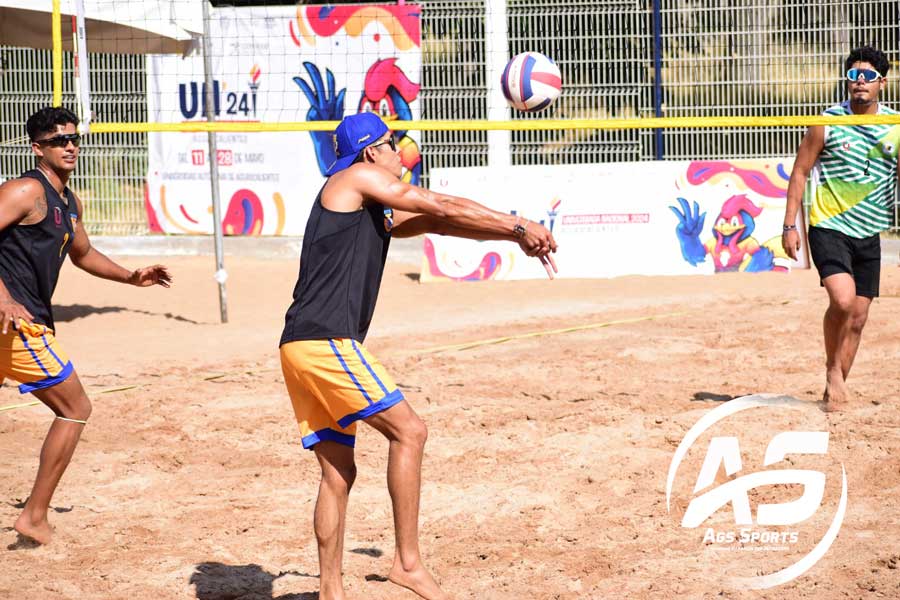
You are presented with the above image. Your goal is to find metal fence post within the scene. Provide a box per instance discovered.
[201,0,228,324]
[652,0,664,160]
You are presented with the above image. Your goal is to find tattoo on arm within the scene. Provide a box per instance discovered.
[20,194,47,225]
[34,195,47,220]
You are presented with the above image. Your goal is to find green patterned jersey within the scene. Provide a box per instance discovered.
[809,101,900,238]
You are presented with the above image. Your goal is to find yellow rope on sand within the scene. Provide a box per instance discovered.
[420,311,689,354]
[0,370,277,414]
[97,385,140,394]
[0,400,41,412]
[0,383,150,413]
[2,312,685,411]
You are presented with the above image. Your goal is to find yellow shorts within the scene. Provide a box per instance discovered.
[280,338,404,449]
[0,320,73,394]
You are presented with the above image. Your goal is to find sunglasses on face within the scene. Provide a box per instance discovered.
[34,133,81,148]
[370,136,397,152]
[846,68,883,83]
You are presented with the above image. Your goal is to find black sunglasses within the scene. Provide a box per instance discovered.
[34,133,81,148]
[370,137,396,152]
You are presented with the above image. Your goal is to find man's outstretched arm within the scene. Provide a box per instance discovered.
[363,165,554,242]
[68,195,172,287]
[391,212,517,240]
[389,204,558,277]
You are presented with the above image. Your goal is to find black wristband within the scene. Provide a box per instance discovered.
[782,224,797,231]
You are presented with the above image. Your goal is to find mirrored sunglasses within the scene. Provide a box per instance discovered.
[34,133,81,148]
[846,68,883,83]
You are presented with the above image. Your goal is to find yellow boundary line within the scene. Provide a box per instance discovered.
[0,369,280,414]
[82,114,900,134]
[0,312,682,412]
[421,311,688,354]
[0,400,41,412]
[0,383,143,413]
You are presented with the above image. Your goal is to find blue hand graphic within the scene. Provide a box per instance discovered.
[669,197,707,266]
[293,62,346,176]
[745,246,774,272]
[408,160,422,187]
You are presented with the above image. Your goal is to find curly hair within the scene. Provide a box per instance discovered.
[845,46,891,77]
[26,106,79,142]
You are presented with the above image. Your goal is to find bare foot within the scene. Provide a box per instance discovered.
[13,513,52,545]
[317,587,346,600]
[823,369,850,413]
[388,561,451,600]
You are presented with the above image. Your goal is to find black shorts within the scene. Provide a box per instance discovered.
[807,225,881,298]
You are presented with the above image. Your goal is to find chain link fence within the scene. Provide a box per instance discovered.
[2,0,898,234]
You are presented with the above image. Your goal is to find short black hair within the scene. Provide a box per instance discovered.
[845,46,891,76]
[26,106,79,142]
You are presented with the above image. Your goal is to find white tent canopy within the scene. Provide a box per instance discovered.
[0,0,202,54]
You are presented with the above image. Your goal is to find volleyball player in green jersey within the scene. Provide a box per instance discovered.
[783,46,900,411]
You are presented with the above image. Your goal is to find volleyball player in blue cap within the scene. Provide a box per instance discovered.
[279,111,557,600]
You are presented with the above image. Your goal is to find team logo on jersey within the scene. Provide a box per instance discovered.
[69,213,78,230]
[841,141,851,151]
[53,206,62,228]
[383,207,394,232]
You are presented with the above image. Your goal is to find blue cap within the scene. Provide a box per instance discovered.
[325,112,390,176]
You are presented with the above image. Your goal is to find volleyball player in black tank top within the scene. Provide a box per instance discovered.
[0,107,172,545]
[279,112,558,600]
[0,169,78,331]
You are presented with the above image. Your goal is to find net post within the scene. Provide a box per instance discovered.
[201,0,228,324]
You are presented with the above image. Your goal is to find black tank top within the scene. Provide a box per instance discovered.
[0,170,77,330]
[280,186,393,345]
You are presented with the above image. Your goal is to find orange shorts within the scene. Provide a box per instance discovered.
[280,338,404,449]
[0,320,73,394]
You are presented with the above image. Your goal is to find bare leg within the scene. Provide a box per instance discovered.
[838,295,872,381]
[14,370,91,545]
[365,401,450,600]
[313,441,356,600]
[821,275,856,411]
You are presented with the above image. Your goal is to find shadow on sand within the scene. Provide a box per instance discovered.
[7,498,72,513]
[5,532,41,551]
[54,303,199,324]
[190,562,319,600]
[691,391,737,402]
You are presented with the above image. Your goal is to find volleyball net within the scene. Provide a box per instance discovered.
[11,1,900,132]
[2,1,900,236]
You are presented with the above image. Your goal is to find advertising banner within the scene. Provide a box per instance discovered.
[146,4,422,235]
[423,159,809,281]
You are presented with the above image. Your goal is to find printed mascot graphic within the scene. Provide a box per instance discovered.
[670,162,791,273]
[294,59,422,184]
